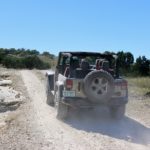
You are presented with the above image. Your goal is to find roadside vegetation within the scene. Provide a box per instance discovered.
[114,51,150,77]
[127,77,150,95]
[0,48,149,76]
[114,51,150,96]
[0,48,56,69]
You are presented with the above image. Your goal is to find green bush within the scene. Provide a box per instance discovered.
[0,48,53,69]
[2,55,25,68]
[23,55,50,69]
[2,55,50,69]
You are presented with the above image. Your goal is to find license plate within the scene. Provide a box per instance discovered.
[63,91,75,97]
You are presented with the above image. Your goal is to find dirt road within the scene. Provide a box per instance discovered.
[1,70,150,150]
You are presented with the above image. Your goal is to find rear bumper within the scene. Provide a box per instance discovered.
[61,96,128,108]
[108,96,128,106]
[62,97,95,109]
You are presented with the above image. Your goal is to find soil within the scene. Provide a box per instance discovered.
[0,69,149,150]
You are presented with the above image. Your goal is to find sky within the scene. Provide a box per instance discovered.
[0,0,150,59]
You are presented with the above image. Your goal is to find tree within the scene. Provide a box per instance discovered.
[42,51,55,59]
[30,49,39,55]
[117,51,134,74]
[135,56,150,76]
[124,52,134,70]
[0,48,5,63]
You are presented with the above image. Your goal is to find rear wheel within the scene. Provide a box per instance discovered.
[56,101,69,120]
[54,86,69,120]
[109,105,126,120]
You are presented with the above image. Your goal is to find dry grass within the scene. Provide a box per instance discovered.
[38,55,57,69]
[127,77,150,95]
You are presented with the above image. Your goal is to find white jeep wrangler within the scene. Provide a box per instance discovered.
[46,52,128,120]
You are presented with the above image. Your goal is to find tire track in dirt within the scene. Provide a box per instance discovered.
[21,70,150,150]
[21,70,98,150]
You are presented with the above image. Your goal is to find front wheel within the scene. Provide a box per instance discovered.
[46,78,54,106]
[109,105,126,120]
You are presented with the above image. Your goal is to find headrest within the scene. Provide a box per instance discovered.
[102,61,109,70]
[81,60,89,70]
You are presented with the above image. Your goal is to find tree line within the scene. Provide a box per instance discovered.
[116,51,150,76]
[0,48,55,69]
[102,51,149,76]
[0,48,149,76]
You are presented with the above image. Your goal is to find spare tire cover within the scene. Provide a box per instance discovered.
[83,70,114,103]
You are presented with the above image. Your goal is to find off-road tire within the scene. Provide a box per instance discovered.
[56,101,69,120]
[55,85,69,120]
[83,70,114,103]
[109,105,126,120]
[46,79,54,106]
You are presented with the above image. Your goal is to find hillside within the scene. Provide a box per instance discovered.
[0,48,56,69]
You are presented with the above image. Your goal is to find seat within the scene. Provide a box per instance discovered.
[102,61,109,70]
[95,59,105,70]
[64,57,80,78]
[96,59,101,70]
[75,60,91,78]
[101,60,114,76]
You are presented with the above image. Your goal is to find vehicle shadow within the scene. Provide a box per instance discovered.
[65,107,150,145]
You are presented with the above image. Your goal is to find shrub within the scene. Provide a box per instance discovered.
[2,55,50,69]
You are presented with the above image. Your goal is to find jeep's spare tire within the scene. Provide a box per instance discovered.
[83,70,114,103]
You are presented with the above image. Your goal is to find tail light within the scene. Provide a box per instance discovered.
[121,81,128,90]
[115,81,128,90]
[66,79,73,89]
[114,81,128,97]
